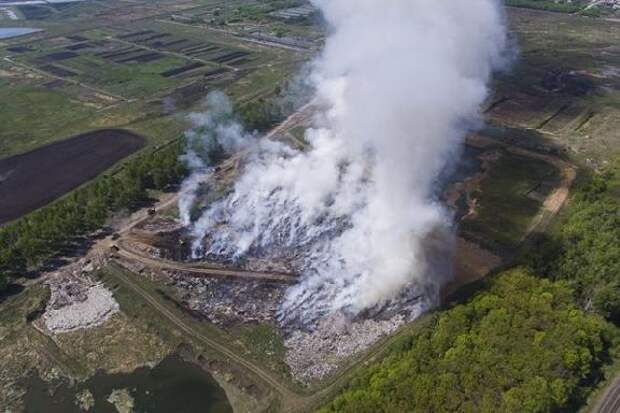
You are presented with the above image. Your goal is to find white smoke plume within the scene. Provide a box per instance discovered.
[180,0,508,327]
[178,92,255,226]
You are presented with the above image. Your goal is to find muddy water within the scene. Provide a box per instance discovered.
[23,355,232,413]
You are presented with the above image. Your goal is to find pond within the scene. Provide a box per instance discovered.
[0,27,41,39]
[22,355,232,413]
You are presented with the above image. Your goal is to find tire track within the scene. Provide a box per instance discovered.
[116,240,297,284]
[593,375,620,413]
[106,266,308,412]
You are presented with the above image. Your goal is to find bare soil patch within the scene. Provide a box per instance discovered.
[0,129,144,224]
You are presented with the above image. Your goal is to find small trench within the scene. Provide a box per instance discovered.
[536,104,570,130]
[483,96,511,114]
[574,111,597,132]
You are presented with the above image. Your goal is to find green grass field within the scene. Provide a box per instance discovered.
[0,1,304,158]
[460,151,561,251]
[238,323,290,377]
[60,54,188,99]
[0,84,97,157]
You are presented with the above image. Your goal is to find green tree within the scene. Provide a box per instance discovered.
[0,138,188,291]
[320,269,612,413]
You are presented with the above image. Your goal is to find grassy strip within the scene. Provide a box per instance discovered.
[506,0,584,13]
[506,0,604,17]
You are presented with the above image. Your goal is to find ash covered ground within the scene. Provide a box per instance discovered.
[130,215,431,382]
[127,146,485,383]
[144,3,509,374]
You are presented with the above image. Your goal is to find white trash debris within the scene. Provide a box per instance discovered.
[43,274,119,333]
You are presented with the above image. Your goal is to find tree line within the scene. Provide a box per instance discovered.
[236,98,286,133]
[0,140,187,290]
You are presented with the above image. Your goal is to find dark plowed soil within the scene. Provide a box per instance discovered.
[161,62,204,78]
[40,64,78,77]
[0,129,145,224]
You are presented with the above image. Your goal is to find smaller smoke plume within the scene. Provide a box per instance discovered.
[178,92,255,226]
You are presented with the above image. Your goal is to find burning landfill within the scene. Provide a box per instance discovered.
[175,0,509,382]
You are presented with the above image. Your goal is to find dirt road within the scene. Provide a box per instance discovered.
[105,265,310,412]
[116,239,297,284]
[592,375,620,413]
[466,133,577,239]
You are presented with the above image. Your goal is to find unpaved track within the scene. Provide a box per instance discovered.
[592,375,620,413]
[107,261,418,412]
[107,265,310,412]
[116,239,297,284]
[265,101,314,141]
[466,133,576,239]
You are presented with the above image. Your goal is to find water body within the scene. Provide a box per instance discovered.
[23,355,232,413]
[0,27,40,39]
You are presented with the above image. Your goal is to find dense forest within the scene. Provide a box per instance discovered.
[320,269,614,413]
[322,161,620,412]
[0,140,187,290]
[526,161,620,324]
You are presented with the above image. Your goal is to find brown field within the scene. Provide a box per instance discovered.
[0,129,144,224]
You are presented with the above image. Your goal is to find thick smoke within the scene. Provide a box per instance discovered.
[180,0,507,327]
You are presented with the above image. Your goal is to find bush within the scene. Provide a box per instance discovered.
[236,99,284,132]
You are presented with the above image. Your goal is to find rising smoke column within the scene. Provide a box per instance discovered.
[178,92,255,227]
[182,0,508,327]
